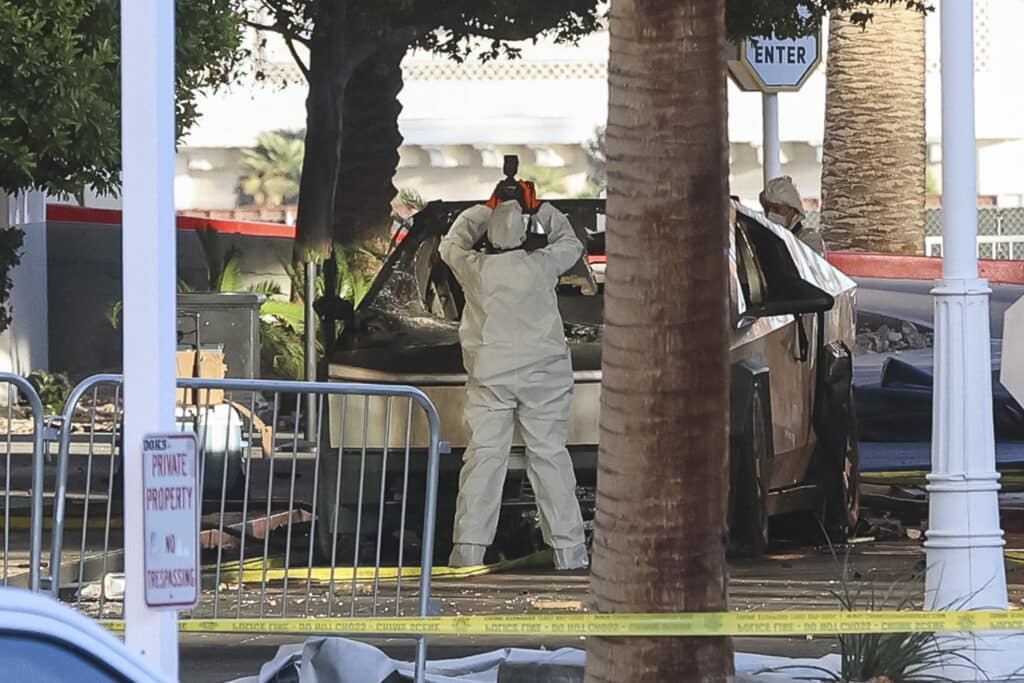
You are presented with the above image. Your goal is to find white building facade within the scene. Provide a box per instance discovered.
[77,0,1024,214]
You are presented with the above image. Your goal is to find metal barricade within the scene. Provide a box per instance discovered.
[0,373,46,593]
[50,375,443,676]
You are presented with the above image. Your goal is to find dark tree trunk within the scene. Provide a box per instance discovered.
[333,44,407,245]
[294,4,371,260]
[585,0,733,681]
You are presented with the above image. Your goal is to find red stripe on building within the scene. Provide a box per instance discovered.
[46,204,296,239]
[826,252,1024,285]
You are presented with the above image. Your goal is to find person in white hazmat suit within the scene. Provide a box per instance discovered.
[439,198,589,570]
[759,176,827,255]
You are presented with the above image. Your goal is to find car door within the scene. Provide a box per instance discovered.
[730,219,818,489]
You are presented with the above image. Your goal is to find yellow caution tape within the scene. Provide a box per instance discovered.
[209,548,1024,579]
[861,469,1024,488]
[3,516,122,531]
[100,610,1024,637]
[213,550,552,584]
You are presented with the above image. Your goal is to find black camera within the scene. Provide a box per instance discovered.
[494,154,524,204]
[480,154,548,252]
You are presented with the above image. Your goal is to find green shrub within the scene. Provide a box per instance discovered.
[27,370,71,414]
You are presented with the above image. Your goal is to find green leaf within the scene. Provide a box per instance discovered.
[247,280,284,296]
[0,0,244,197]
[218,251,244,292]
[260,299,305,334]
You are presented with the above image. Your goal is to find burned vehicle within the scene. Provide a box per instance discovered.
[316,199,859,560]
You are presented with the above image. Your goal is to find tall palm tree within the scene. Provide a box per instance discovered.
[585,0,733,681]
[820,5,926,253]
[240,131,305,207]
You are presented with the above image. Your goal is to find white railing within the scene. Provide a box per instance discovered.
[924,235,1024,259]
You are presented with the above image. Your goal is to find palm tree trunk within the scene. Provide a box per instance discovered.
[585,0,733,681]
[294,3,372,261]
[333,44,406,245]
[820,5,926,253]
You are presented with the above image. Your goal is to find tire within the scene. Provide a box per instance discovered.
[313,424,454,566]
[201,448,245,502]
[822,390,861,543]
[728,379,773,558]
[313,441,367,565]
[808,341,861,545]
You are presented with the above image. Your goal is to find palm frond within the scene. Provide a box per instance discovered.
[260,300,305,334]
[247,280,284,296]
[218,251,244,292]
[105,300,122,329]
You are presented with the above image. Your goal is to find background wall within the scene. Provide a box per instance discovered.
[46,218,292,379]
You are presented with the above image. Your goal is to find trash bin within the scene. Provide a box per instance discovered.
[177,293,262,379]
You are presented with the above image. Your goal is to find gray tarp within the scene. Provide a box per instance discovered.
[229,637,841,683]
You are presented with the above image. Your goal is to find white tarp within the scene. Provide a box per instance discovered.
[229,637,841,683]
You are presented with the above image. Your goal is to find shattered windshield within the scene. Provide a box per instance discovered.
[358,201,605,344]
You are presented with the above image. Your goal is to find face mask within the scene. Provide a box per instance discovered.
[767,212,791,228]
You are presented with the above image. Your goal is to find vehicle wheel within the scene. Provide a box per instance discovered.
[201,448,245,503]
[728,381,773,558]
[822,390,861,543]
[313,443,362,564]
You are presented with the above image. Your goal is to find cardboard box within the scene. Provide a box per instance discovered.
[176,350,227,405]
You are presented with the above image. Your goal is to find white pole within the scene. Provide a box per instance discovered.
[762,92,781,186]
[121,0,179,678]
[926,0,1008,674]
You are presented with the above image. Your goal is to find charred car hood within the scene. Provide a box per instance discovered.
[330,312,603,382]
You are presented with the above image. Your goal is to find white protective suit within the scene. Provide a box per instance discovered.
[439,199,588,570]
[761,176,827,255]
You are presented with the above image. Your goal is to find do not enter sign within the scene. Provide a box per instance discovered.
[727,6,822,93]
[142,433,199,609]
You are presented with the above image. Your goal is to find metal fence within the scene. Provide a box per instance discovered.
[805,207,1024,258]
[924,207,1024,258]
[38,374,443,680]
[0,373,47,593]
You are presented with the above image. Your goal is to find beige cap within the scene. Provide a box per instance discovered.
[486,200,526,249]
[762,176,806,216]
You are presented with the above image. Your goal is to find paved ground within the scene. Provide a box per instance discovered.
[176,527,1024,682]
[10,445,1024,681]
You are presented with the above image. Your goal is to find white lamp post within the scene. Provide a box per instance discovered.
[925,2,1009,673]
[120,0,180,677]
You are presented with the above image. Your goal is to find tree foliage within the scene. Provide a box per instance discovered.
[0,0,243,197]
[239,131,305,207]
[726,0,931,40]
[242,1,602,66]
[242,0,930,254]
[236,0,603,254]
[585,126,607,194]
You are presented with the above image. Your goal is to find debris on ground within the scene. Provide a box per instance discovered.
[856,320,932,354]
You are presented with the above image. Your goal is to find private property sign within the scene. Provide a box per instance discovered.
[727,13,822,92]
[142,433,199,609]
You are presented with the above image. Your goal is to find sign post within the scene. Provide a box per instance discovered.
[762,93,782,183]
[142,434,200,610]
[727,10,821,187]
[121,0,180,677]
